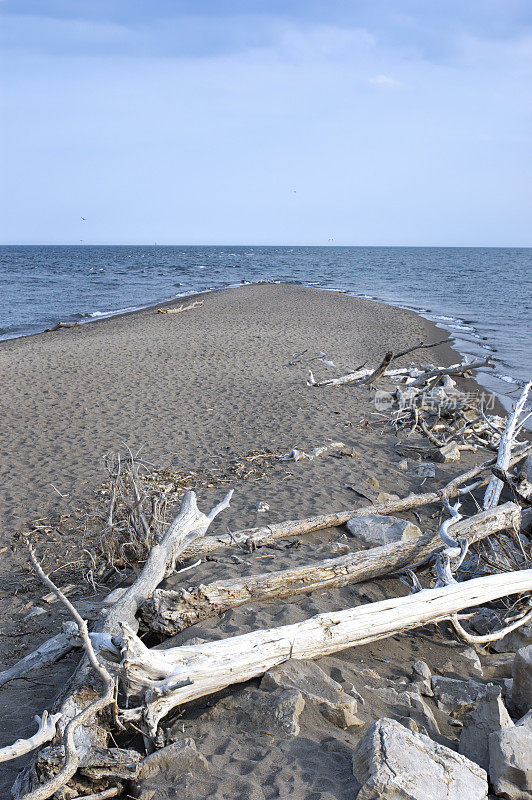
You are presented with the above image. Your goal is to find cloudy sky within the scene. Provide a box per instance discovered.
[1,1,531,245]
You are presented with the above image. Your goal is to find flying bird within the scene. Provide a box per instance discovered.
[81,217,86,221]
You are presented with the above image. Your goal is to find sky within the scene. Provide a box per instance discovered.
[1,1,531,246]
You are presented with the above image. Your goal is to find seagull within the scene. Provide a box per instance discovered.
[81,217,86,221]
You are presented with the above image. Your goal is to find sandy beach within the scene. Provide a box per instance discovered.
[0,284,516,796]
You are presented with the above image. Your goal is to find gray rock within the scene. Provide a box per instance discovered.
[239,687,305,735]
[365,684,440,738]
[489,721,532,800]
[461,647,484,676]
[512,645,532,718]
[137,739,208,780]
[491,621,532,654]
[431,676,490,717]
[353,717,488,800]
[346,514,421,547]
[134,738,209,797]
[459,685,513,770]
[482,652,516,680]
[412,660,433,696]
[261,659,361,728]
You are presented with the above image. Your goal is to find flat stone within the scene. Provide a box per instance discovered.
[238,687,305,735]
[346,514,422,547]
[512,645,532,718]
[353,717,488,800]
[489,722,532,800]
[438,442,461,462]
[431,676,489,717]
[459,686,513,770]
[365,685,440,738]
[261,659,361,728]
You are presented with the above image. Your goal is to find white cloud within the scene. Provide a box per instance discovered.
[368,73,401,88]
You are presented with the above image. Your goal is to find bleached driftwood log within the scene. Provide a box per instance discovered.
[119,568,532,732]
[0,712,62,764]
[307,355,493,389]
[11,491,233,800]
[408,356,494,388]
[484,380,532,510]
[179,451,531,559]
[279,441,346,461]
[142,502,520,634]
[0,623,78,688]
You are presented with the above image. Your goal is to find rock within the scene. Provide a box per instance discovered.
[438,442,461,462]
[377,491,402,504]
[254,501,269,512]
[365,685,440,738]
[516,710,532,728]
[346,514,422,547]
[431,676,490,717]
[398,458,409,471]
[521,508,532,537]
[461,647,484,676]
[411,660,433,696]
[133,738,209,798]
[367,476,380,488]
[352,717,488,800]
[482,653,516,680]
[238,687,305,735]
[491,621,532,654]
[261,659,361,728]
[411,461,436,478]
[489,721,532,800]
[459,685,513,770]
[512,645,532,718]
[137,739,208,780]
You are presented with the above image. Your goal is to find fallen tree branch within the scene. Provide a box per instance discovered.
[449,605,532,645]
[0,711,62,764]
[142,503,520,635]
[408,356,494,388]
[119,568,532,732]
[0,623,78,689]
[484,380,532,510]
[12,490,234,799]
[179,450,531,559]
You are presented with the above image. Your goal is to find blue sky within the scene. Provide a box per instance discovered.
[1,1,531,245]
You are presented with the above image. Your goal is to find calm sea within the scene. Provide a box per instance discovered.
[1,246,530,414]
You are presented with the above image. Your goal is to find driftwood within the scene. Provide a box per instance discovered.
[179,451,530,559]
[307,355,493,389]
[484,381,532,510]
[0,712,62,764]
[0,623,78,688]
[10,491,233,800]
[142,502,520,635]
[118,568,532,732]
[157,299,204,314]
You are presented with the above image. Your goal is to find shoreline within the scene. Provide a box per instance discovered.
[0,278,519,418]
[0,281,523,795]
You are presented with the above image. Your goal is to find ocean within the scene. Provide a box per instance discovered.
[1,245,530,415]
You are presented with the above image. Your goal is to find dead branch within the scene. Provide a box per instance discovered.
[141,502,520,635]
[179,451,530,559]
[119,568,532,732]
[0,711,62,764]
[0,623,78,689]
[484,380,532,510]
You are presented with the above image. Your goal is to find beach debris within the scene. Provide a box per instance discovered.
[254,500,270,512]
[43,321,78,332]
[157,299,204,314]
[346,514,422,547]
[489,717,532,800]
[352,717,488,800]
[279,441,346,461]
[141,503,520,636]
